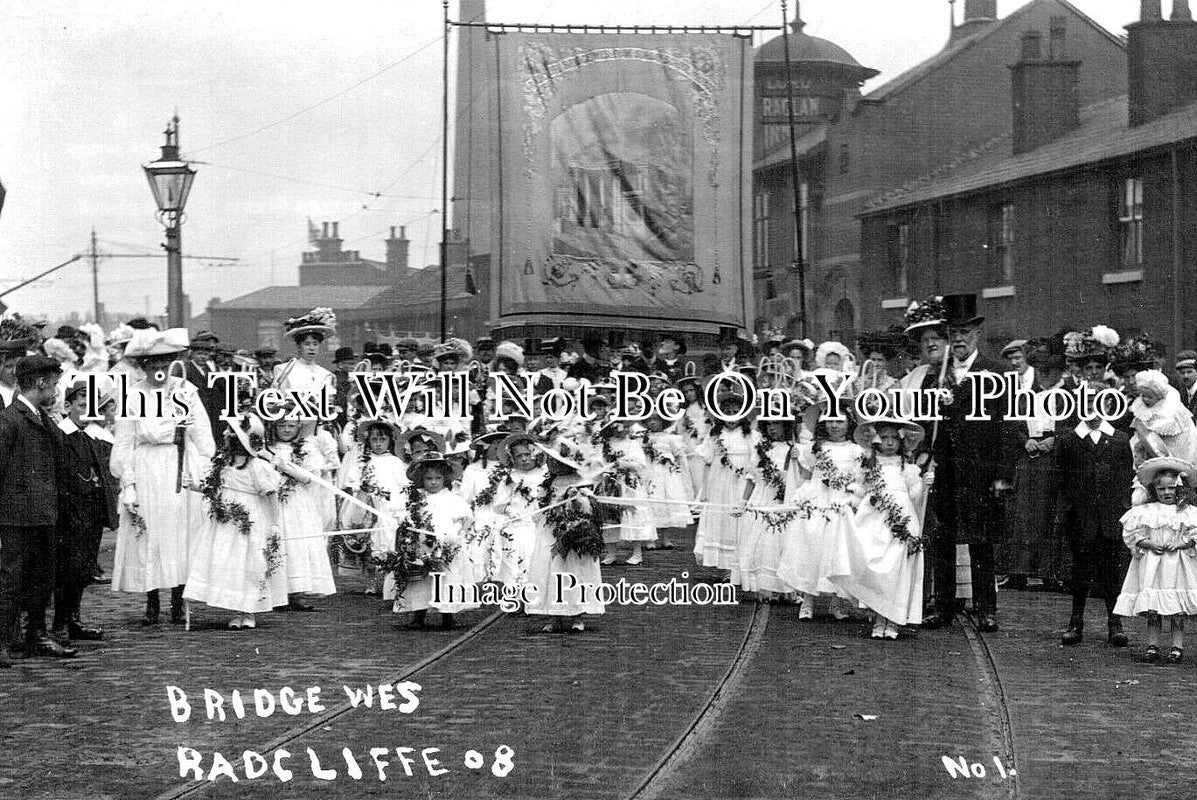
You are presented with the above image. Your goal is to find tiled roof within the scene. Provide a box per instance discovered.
[865,0,1123,103]
[210,284,390,310]
[862,96,1197,214]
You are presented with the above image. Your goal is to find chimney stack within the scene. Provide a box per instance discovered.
[950,0,998,43]
[1010,24,1080,154]
[321,222,329,238]
[385,223,411,278]
[332,221,340,239]
[1127,0,1197,126]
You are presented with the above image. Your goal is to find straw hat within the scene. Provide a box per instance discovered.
[1137,456,1196,489]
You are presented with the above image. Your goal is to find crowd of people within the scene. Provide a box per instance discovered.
[2,290,1197,668]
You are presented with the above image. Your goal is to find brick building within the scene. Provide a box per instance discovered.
[753,0,1128,343]
[859,0,1197,355]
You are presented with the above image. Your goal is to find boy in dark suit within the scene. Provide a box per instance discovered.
[0,355,73,665]
[1054,386,1134,647]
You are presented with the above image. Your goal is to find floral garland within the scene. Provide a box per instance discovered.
[473,463,511,509]
[813,447,857,493]
[749,504,808,535]
[275,436,308,504]
[643,434,681,474]
[542,480,604,560]
[372,488,460,600]
[862,460,921,555]
[199,453,253,536]
[129,508,149,539]
[358,461,391,502]
[755,440,788,503]
[713,433,751,481]
[262,528,283,582]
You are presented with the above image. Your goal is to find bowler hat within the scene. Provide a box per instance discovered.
[333,346,356,362]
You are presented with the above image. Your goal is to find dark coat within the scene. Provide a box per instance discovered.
[924,352,1017,545]
[1182,383,1197,423]
[1053,425,1134,547]
[59,425,116,532]
[0,399,63,527]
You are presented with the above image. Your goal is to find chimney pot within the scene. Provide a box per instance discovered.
[400,225,406,238]
[390,226,396,238]
[1173,0,1193,21]
[1142,0,1163,21]
[332,222,339,238]
[1020,30,1042,61]
[322,222,329,238]
[963,0,997,21]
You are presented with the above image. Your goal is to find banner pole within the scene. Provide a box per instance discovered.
[440,0,451,343]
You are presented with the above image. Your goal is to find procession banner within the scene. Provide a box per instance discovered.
[490,32,753,330]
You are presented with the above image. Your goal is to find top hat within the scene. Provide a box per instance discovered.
[539,337,566,356]
[942,293,984,328]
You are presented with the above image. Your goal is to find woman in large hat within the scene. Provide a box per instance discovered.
[110,328,216,625]
[273,307,337,399]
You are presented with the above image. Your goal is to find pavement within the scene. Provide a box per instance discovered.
[1,529,1195,800]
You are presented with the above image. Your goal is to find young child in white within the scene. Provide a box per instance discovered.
[1113,457,1197,663]
[829,419,931,639]
[735,420,802,600]
[777,401,866,620]
[641,414,692,549]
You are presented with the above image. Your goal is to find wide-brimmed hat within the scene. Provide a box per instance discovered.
[125,328,190,358]
[536,441,601,482]
[1064,325,1120,365]
[495,341,525,368]
[903,296,948,334]
[1137,456,1196,489]
[397,427,446,462]
[228,414,267,455]
[853,417,925,450]
[1112,335,1163,374]
[358,418,402,452]
[496,432,538,464]
[406,454,454,483]
[801,395,856,432]
[284,308,336,340]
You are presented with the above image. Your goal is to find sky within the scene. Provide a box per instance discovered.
[0,0,1137,324]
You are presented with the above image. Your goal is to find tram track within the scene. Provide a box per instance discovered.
[960,612,1023,800]
[150,609,506,800]
[624,600,770,800]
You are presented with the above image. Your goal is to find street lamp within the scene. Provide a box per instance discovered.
[143,115,196,328]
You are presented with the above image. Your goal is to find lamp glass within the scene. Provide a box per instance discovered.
[143,161,196,213]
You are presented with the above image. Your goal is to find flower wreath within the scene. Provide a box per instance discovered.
[199,452,254,537]
[275,436,309,504]
[862,460,921,555]
[372,487,460,600]
[813,447,858,493]
[540,475,604,560]
[643,434,681,474]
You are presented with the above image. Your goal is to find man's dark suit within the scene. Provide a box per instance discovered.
[923,352,1016,619]
[0,398,65,649]
[184,359,226,440]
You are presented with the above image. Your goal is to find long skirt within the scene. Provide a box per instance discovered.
[278,483,337,596]
[112,444,195,593]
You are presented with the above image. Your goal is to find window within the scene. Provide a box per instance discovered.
[1118,177,1144,269]
[885,222,910,296]
[987,203,1015,285]
[753,192,770,269]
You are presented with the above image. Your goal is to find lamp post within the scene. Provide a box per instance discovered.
[143,115,196,328]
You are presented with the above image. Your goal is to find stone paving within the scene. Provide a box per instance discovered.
[3,532,1196,800]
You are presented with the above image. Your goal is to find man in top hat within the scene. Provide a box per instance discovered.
[0,355,74,664]
[535,337,567,392]
[1174,350,1197,422]
[567,330,610,385]
[911,294,1013,632]
[649,334,691,384]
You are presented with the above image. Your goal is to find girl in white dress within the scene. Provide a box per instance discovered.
[829,419,931,638]
[594,422,656,566]
[471,433,546,586]
[270,418,337,608]
[736,420,802,599]
[675,375,709,504]
[525,444,604,632]
[694,399,757,571]
[641,415,692,547]
[385,456,476,630]
[1114,458,1197,663]
[184,417,290,629]
[110,329,216,625]
[339,420,408,594]
[777,401,866,619]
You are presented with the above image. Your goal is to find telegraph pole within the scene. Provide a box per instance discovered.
[90,229,101,324]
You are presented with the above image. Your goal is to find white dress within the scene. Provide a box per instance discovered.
[598,438,656,543]
[273,358,334,400]
[738,441,803,594]
[185,459,290,613]
[483,466,546,585]
[828,454,926,625]
[694,428,757,569]
[340,451,408,555]
[643,431,693,529]
[273,439,337,596]
[110,378,216,593]
[777,440,866,597]
[525,475,605,617]
[677,403,710,499]
[1113,503,1197,617]
[386,488,478,613]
